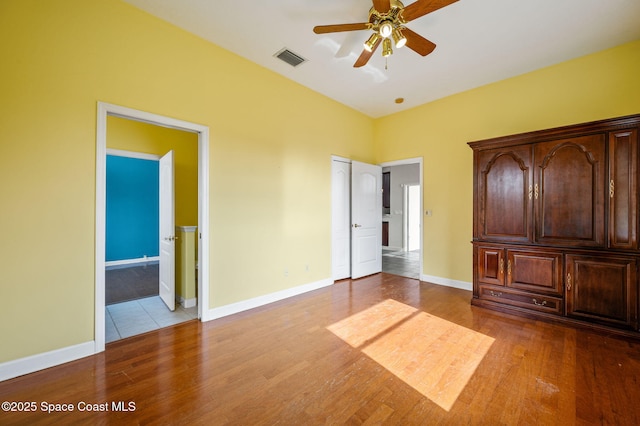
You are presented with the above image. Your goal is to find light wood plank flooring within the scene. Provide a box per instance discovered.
[1,273,640,424]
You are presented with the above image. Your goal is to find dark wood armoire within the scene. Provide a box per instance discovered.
[469,114,640,337]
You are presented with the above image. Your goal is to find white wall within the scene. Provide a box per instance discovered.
[383,163,420,250]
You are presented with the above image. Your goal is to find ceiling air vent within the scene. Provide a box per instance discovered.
[274,48,307,67]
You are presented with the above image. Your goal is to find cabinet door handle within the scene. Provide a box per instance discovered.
[529,185,533,200]
[610,179,615,198]
[534,183,539,200]
[567,273,572,291]
[499,259,504,274]
[507,259,512,276]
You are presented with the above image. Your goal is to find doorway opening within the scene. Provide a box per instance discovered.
[104,146,197,343]
[381,161,422,280]
[95,102,210,352]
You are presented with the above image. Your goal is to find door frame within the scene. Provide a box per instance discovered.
[95,102,210,353]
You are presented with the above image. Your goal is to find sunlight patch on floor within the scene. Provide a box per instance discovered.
[327,299,495,411]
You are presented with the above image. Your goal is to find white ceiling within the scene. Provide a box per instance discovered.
[122,0,640,118]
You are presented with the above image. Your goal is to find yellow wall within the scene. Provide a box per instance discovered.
[107,116,198,227]
[0,0,373,363]
[374,40,640,283]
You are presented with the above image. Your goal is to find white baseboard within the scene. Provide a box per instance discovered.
[421,274,472,291]
[105,256,160,268]
[0,341,95,382]
[202,278,333,322]
[177,296,197,309]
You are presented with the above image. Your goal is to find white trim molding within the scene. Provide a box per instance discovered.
[106,148,161,161]
[105,256,160,268]
[421,274,473,292]
[178,296,198,309]
[177,225,197,232]
[202,278,333,322]
[0,342,94,382]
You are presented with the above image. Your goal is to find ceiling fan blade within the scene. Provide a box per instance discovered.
[354,38,382,68]
[401,0,458,22]
[313,23,370,34]
[403,27,436,56]
[372,0,391,13]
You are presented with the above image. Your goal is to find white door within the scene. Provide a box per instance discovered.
[332,159,351,280]
[159,150,176,311]
[351,160,382,279]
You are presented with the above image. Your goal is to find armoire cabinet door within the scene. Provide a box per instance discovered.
[507,249,563,296]
[609,129,638,250]
[476,245,504,286]
[535,135,606,247]
[565,253,638,329]
[477,146,533,242]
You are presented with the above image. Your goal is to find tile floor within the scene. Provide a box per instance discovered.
[382,248,420,279]
[106,296,198,343]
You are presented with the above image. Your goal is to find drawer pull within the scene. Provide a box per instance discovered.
[610,179,615,198]
[489,290,502,297]
[532,298,547,307]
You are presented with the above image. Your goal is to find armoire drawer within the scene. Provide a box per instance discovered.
[479,285,564,315]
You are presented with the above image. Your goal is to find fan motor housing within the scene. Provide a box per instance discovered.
[368,1,406,27]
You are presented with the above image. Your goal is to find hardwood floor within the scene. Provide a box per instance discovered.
[2,273,640,424]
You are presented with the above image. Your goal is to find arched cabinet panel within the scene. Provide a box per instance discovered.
[534,136,605,247]
[477,147,532,242]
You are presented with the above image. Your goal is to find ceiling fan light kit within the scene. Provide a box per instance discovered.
[392,28,407,49]
[313,0,458,68]
[382,38,393,57]
[378,20,394,38]
[364,33,382,52]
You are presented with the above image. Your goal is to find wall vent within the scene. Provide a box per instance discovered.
[274,48,307,67]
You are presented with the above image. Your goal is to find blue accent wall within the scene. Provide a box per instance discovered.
[106,155,159,261]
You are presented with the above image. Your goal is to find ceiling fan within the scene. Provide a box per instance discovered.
[313,0,458,68]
